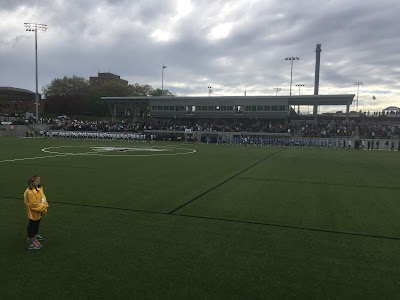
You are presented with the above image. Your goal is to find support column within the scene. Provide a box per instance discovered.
[129,103,134,120]
[313,104,318,124]
[107,101,116,123]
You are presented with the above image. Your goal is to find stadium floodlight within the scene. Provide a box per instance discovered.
[295,84,305,114]
[295,84,305,95]
[24,22,47,123]
[285,57,300,96]
[354,82,363,112]
[161,65,167,96]
[273,87,282,96]
[208,86,212,96]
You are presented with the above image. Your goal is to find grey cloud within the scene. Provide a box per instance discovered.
[0,0,399,111]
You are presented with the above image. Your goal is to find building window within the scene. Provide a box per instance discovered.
[235,105,243,113]
[257,105,263,111]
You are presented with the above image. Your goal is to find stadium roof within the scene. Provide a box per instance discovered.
[102,94,355,106]
[0,87,35,94]
[383,106,399,111]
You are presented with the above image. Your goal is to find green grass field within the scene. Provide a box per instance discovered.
[1,137,400,298]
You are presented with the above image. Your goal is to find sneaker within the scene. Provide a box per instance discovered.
[28,244,40,250]
[35,242,43,249]
[27,235,45,242]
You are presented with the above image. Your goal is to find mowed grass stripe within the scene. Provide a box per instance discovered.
[237,177,400,190]
[167,149,285,214]
[4,200,400,299]
[174,213,400,241]
[4,194,400,241]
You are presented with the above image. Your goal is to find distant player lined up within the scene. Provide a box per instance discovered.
[50,131,146,140]
[231,136,345,148]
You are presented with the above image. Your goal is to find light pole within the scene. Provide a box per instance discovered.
[285,57,300,95]
[295,84,305,114]
[354,82,363,112]
[295,84,305,95]
[161,65,167,96]
[208,86,212,96]
[24,22,47,123]
[273,87,281,96]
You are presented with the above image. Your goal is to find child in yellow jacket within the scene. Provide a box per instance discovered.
[24,175,49,250]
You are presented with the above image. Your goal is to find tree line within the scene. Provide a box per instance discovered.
[43,75,174,116]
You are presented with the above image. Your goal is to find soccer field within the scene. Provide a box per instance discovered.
[1,137,400,298]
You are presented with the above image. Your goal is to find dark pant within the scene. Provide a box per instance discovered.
[27,219,41,238]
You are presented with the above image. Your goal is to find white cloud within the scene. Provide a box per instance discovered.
[150,29,174,42]
[207,22,234,40]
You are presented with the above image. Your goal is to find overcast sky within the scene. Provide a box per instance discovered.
[1,0,399,113]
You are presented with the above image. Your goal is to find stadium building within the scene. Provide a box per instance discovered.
[103,44,355,123]
[103,94,355,123]
[0,87,44,115]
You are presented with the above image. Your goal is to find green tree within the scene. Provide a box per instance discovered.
[42,74,176,116]
[42,75,90,98]
[96,79,131,97]
[128,83,154,96]
[151,88,175,96]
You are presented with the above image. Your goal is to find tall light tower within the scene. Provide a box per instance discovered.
[285,57,300,95]
[273,87,282,96]
[208,86,212,96]
[295,84,305,95]
[161,65,167,96]
[24,22,47,123]
[295,84,305,114]
[354,82,363,111]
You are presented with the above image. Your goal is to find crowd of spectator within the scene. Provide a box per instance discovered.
[45,117,400,139]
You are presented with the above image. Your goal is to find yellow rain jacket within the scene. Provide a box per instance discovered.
[24,186,49,221]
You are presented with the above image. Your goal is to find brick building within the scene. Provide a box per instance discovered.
[89,72,128,86]
[0,87,44,115]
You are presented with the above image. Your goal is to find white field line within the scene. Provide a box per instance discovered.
[0,154,75,164]
[41,145,196,157]
[1,145,196,163]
